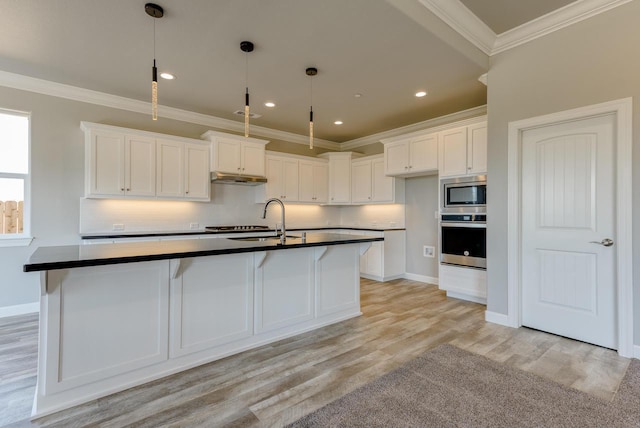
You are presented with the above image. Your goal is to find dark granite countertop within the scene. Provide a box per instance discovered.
[25,233,383,272]
[80,226,405,240]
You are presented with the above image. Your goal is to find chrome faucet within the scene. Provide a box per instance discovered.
[262,198,286,244]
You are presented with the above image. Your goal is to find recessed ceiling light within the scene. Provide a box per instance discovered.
[334,120,343,125]
[160,72,175,80]
[264,102,276,108]
[415,91,427,97]
[354,93,362,98]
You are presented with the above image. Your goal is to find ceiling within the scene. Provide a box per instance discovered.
[0,0,580,143]
[459,0,578,34]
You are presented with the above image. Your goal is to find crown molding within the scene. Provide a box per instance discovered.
[340,105,487,150]
[418,0,496,55]
[0,70,341,150]
[417,0,631,56]
[492,0,633,54]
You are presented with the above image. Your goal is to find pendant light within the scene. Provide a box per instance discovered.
[145,3,164,121]
[240,41,254,137]
[306,67,317,149]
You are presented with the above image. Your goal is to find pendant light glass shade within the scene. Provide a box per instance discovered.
[152,60,158,120]
[240,41,254,138]
[306,67,317,150]
[145,3,163,121]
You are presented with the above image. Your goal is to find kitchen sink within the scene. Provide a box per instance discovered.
[229,235,301,242]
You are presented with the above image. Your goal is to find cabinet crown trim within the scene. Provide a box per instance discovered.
[80,122,208,146]
[201,130,269,145]
[380,116,487,145]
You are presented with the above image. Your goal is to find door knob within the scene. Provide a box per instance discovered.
[589,238,614,247]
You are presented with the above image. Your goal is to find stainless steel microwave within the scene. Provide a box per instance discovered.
[441,175,486,214]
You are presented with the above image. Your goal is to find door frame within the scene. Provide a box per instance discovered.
[506,98,633,358]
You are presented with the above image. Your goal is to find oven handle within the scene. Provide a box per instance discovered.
[440,222,486,228]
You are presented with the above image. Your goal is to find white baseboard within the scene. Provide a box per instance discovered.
[634,345,640,360]
[447,291,486,304]
[403,273,439,285]
[484,310,515,327]
[0,302,39,318]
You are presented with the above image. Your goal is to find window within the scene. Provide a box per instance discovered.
[0,109,30,245]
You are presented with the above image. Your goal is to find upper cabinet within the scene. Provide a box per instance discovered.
[201,131,268,177]
[382,132,438,177]
[264,154,299,201]
[299,159,328,203]
[82,122,210,201]
[352,155,404,204]
[318,152,362,205]
[439,122,487,178]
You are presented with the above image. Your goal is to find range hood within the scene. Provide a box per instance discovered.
[210,171,267,186]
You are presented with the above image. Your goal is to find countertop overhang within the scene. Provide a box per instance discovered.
[24,233,383,272]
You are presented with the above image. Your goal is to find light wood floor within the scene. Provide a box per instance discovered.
[0,279,631,427]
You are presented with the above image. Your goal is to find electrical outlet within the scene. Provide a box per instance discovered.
[189,222,199,230]
[112,224,125,231]
[423,245,435,258]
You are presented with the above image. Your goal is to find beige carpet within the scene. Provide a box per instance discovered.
[288,344,640,427]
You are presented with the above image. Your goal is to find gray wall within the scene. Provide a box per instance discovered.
[404,175,439,279]
[486,1,640,345]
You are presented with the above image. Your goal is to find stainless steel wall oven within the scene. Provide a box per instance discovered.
[440,214,486,269]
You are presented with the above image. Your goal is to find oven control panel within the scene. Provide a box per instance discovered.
[441,214,486,222]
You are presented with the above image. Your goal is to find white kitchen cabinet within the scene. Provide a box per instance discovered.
[382,132,438,177]
[358,229,406,281]
[351,155,404,204]
[184,143,210,200]
[299,160,328,203]
[156,140,210,201]
[439,263,487,304]
[85,130,156,198]
[318,152,361,204]
[263,154,299,201]
[439,122,487,178]
[202,131,268,177]
[82,122,210,201]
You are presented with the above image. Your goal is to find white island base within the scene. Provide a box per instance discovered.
[33,243,369,418]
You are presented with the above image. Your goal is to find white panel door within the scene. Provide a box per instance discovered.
[371,158,393,202]
[409,133,438,173]
[241,143,265,176]
[156,140,184,198]
[90,131,125,196]
[184,143,210,200]
[439,127,468,177]
[351,160,372,203]
[124,135,156,197]
[522,114,616,349]
[384,140,409,175]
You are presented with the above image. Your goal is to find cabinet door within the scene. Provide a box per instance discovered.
[313,163,328,203]
[184,143,210,200]
[125,135,156,197]
[89,131,125,196]
[467,122,487,175]
[156,140,184,197]
[409,133,438,173]
[384,140,409,176]
[328,157,351,204]
[298,161,314,202]
[439,127,468,177]
[241,143,265,176]
[264,156,284,200]
[366,242,383,277]
[371,158,393,202]
[214,138,241,173]
[351,160,372,203]
[282,159,299,201]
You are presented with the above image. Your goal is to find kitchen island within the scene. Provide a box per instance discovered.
[24,233,380,418]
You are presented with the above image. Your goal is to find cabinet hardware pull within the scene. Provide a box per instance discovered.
[126,188,130,191]
[120,188,124,191]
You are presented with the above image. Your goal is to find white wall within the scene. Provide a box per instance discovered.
[486,1,640,345]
